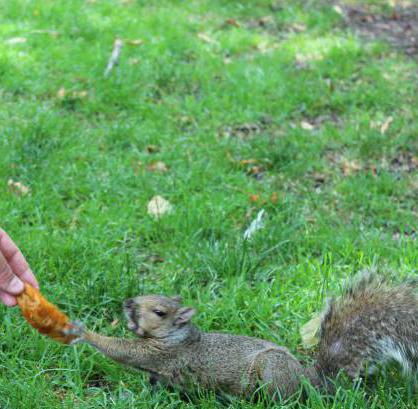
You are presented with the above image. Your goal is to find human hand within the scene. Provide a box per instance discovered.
[0,229,39,306]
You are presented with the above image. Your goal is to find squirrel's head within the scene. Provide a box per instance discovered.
[123,295,196,340]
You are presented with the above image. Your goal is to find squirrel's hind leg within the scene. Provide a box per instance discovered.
[251,349,307,401]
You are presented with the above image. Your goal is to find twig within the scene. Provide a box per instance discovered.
[104,38,123,77]
[243,209,265,240]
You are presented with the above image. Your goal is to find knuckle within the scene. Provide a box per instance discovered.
[0,260,14,289]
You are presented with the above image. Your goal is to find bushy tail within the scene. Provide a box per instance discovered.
[315,272,418,380]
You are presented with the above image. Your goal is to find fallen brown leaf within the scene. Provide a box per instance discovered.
[224,18,240,28]
[8,179,30,196]
[57,87,66,98]
[257,16,275,27]
[147,161,168,173]
[341,159,362,176]
[380,116,393,134]
[146,145,160,154]
[270,192,278,204]
[311,172,326,186]
[248,166,264,179]
[239,159,258,166]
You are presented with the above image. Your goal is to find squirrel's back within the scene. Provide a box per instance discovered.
[316,272,418,379]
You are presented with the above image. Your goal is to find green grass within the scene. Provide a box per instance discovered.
[1,0,418,407]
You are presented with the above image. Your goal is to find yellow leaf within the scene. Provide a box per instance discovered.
[300,314,322,348]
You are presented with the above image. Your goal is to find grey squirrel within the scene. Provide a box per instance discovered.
[65,272,418,400]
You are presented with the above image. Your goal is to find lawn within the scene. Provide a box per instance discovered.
[1,0,418,407]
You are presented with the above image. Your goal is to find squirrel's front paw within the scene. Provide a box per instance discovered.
[64,320,86,344]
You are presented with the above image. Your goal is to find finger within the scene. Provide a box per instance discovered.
[20,269,39,289]
[0,290,18,307]
[0,229,39,289]
[0,252,24,295]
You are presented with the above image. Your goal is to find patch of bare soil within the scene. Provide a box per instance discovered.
[337,2,418,56]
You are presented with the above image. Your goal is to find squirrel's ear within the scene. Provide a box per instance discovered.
[172,295,182,303]
[174,307,196,325]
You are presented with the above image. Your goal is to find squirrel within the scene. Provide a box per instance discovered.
[65,272,418,400]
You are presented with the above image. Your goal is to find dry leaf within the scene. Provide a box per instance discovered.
[300,314,322,348]
[72,90,88,98]
[248,166,264,179]
[31,29,60,37]
[257,16,275,27]
[57,88,87,99]
[240,159,258,166]
[128,58,140,65]
[57,87,66,98]
[249,194,260,203]
[126,39,143,46]
[111,319,120,328]
[147,195,173,219]
[224,18,240,28]
[255,41,271,54]
[270,192,278,204]
[8,179,30,196]
[5,37,27,45]
[146,144,160,154]
[131,160,143,176]
[223,123,261,139]
[380,116,393,134]
[300,121,314,131]
[197,32,217,45]
[341,159,362,176]
[147,161,168,172]
[290,23,307,32]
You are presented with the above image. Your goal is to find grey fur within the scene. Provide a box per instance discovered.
[67,273,418,400]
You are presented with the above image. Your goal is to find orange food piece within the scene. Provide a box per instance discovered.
[16,283,76,344]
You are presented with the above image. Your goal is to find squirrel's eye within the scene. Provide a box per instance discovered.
[153,310,166,317]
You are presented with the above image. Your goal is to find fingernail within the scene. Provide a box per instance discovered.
[22,270,39,289]
[8,276,24,294]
